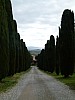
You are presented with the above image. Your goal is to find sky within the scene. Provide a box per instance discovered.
[11,0,75,49]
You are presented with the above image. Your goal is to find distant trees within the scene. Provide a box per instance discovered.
[37,9,75,77]
[37,35,55,73]
[37,49,45,70]
[0,0,32,80]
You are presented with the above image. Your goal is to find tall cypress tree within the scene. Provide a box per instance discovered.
[49,35,55,73]
[59,9,74,77]
[5,0,16,76]
[44,42,49,71]
[15,32,20,73]
[37,49,45,70]
[0,0,9,79]
[45,40,50,71]
[0,0,32,80]
[56,36,60,75]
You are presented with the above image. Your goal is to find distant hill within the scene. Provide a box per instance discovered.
[29,49,41,55]
[28,46,42,50]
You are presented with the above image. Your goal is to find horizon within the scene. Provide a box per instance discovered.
[27,46,43,50]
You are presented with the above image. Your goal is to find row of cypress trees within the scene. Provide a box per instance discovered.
[0,0,32,80]
[37,9,75,77]
[37,35,56,73]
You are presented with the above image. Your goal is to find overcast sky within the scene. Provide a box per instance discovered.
[11,0,75,49]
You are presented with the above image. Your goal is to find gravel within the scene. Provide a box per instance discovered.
[0,71,31,100]
[37,69,75,100]
[0,66,75,100]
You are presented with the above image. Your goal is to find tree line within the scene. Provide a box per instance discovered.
[0,0,32,80]
[37,9,75,78]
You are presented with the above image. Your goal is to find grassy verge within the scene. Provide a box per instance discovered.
[40,69,75,90]
[51,72,75,90]
[0,68,31,93]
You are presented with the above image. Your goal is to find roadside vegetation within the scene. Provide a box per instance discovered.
[0,0,32,82]
[51,73,75,90]
[37,9,74,78]
[42,70,75,90]
[37,9,75,90]
[0,68,31,93]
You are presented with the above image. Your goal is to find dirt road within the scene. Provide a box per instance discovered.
[0,66,75,100]
[17,66,75,100]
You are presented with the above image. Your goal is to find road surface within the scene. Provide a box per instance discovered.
[17,66,75,100]
[0,66,75,100]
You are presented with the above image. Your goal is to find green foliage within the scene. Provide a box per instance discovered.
[55,36,60,75]
[49,35,55,73]
[40,70,75,90]
[8,20,16,76]
[37,9,75,78]
[0,0,32,80]
[37,35,55,73]
[0,1,9,79]
[51,72,75,90]
[59,9,74,77]
[0,68,31,92]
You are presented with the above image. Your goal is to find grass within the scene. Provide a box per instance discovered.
[40,69,75,90]
[51,72,75,90]
[0,68,31,93]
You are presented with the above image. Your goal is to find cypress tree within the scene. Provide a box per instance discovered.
[19,39,24,71]
[45,40,51,72]
[56,36,60,75]
[59,9,74,77]
[0,0,9,79]
[8,19,16,75]
[0,0,32,80]
[37,54,40,68]
[5,0,16,76]
[25,46,32,70]
[44,43,49,71]
[37,36,55,73]
[49,35,55,73]
[17,33,21,72]
[22,42,26,71]
[15,33,20,73]
[40,49,45,70]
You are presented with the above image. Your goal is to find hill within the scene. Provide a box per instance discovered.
[29,49,41,55]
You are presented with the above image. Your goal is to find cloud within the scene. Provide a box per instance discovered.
[18,21,58,48]
[11,0,75,48]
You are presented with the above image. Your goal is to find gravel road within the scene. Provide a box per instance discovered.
[0,66,75,100]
